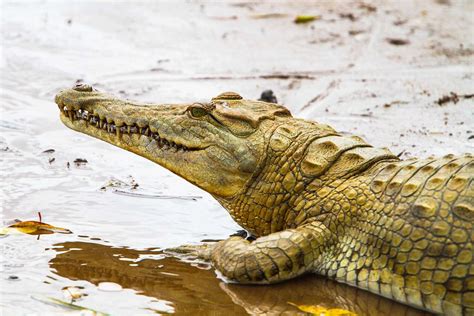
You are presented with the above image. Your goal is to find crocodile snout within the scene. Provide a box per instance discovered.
[54,83,101,112]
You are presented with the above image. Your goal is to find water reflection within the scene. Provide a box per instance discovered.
[49,241,430,315]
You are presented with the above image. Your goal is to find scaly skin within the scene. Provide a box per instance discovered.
[54,84,473,315]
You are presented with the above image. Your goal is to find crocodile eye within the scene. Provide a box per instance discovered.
[189,107,207,118]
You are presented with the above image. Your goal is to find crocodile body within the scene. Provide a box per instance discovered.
[54,84,473,315]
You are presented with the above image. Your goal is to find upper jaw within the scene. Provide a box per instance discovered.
[55,84,205,153]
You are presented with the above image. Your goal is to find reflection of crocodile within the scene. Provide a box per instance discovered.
[54,84,473,315]
[50,241,429,315]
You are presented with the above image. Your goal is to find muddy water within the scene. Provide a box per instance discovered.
[1,1,472,315]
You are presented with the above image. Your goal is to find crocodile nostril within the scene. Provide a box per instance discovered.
[73,83,93,92]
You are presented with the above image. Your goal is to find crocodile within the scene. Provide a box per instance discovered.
[54,83,473,315]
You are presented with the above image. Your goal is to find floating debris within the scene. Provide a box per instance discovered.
[48,157,55,164]
[42,149,55,154]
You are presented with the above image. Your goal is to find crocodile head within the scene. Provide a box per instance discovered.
[54,84,291,198]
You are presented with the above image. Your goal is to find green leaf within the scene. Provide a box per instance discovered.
[294,15,320,24]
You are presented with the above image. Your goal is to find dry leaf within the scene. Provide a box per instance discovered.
[288,302,357,316]
[1,220,72,236]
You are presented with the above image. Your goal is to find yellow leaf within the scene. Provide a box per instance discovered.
[288,302,357,316]
[3,220,72,236]
[294,15,320,24]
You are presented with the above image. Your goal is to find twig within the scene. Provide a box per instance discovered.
[112,190,202,201]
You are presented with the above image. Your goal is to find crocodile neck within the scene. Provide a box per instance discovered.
[217,119,399,237]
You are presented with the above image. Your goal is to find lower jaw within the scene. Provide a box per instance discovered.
[60,113,181,162]
[60,111,199,155]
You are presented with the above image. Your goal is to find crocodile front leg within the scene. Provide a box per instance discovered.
[207,221,333,284]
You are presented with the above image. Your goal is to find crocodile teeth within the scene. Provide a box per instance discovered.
[65,107,200,152]
[76,109,89,120]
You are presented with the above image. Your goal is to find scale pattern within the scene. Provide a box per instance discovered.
[218,130,473,315]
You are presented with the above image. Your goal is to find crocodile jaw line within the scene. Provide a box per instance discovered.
[55,87,258,198]
[59,108,204,155]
